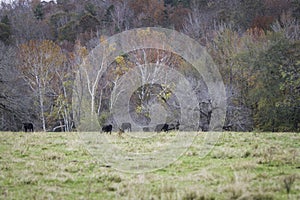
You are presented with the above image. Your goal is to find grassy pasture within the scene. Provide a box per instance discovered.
[0,131,299,199]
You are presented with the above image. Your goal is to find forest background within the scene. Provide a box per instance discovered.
[0,0,299,132]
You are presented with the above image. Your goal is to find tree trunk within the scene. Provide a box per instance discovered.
[37,78,46,132]
[35,74,46,132]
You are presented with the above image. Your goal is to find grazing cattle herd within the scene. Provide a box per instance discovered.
[19,99,227,133]
[101,121,181,134]
[22,121,181,133]
[22,120,233,133]
[154,121,180,132]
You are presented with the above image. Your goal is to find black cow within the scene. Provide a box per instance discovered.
[23,123,34,132]
[223,124,233,131]
[175,121,180,130]
[155,124,169,132]
[102,124,112,134]
[167,121,180,131]
[168,123,176,131]
[143,127,150,132]
[121,122,131,132]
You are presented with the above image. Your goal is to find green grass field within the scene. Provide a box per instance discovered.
[0,131,299,199]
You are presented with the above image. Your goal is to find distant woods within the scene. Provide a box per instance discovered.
[0,0,299,132]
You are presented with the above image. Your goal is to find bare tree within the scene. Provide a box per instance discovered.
[182,7,212,41]
[73,38,114,131]
[109,0,133,32]
[8,1,52,43]
[18,40,66,131]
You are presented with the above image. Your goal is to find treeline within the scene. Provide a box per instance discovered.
[0,0,299,132]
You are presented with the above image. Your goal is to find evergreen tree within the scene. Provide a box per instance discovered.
[0,15,11,45]
[33,3,44,20]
